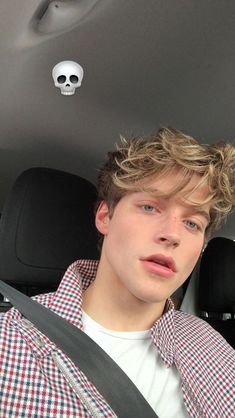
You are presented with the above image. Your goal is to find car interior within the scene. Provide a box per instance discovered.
[0,0,234,349]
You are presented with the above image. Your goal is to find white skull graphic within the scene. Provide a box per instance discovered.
[52,61,84,95]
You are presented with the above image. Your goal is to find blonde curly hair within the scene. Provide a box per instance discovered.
[97,127,235,238]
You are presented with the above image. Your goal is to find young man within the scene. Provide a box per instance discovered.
[0,128,234,417]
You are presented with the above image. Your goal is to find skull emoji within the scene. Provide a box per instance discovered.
[52,61,84,95]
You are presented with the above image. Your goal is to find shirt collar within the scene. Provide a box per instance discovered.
[50,259,175,367]
[49,259,98,330]
[150,299,175,367]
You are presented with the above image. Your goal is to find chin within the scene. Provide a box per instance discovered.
[136,292,167,304]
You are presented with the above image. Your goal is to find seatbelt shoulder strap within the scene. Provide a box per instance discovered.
[0,280,159,418]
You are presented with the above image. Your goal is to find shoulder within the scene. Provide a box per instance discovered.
[0,292,56,368]
[173,311,234,416]
[174,309,234,362]
[0,291,54,329]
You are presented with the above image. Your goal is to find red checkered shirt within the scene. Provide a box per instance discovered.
[0,260,234,417]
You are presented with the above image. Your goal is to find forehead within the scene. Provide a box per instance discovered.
[139,171,211,207]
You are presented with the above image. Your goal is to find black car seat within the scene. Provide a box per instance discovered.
[0,167,99,312]
[198,237,235,348]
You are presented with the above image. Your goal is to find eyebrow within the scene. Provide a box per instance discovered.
[190,208,211,224]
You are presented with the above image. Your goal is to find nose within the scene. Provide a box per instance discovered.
[154,216,180,248]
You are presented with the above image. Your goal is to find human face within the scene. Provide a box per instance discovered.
[95,172,210,307]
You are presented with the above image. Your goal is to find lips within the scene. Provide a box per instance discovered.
[141,254,177,277]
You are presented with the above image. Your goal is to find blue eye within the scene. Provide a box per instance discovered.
[142,205,156,212]
[184,220,199,230]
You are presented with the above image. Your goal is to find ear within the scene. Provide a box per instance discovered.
[95,201,110,235]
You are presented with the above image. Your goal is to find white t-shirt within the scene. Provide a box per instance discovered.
[82,311,188,418]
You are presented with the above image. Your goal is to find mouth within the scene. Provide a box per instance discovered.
[140,254,177,277]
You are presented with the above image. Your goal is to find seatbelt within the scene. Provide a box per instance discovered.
[0,280,159,418]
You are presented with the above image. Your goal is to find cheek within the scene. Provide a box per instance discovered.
[108,222,129,246]
[187,240,203,268]
[106,216,138,254]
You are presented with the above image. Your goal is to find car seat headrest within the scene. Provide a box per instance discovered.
[198,237,235,314]
[0,168,99,290]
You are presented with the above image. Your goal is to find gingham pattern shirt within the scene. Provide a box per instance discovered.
[0,260,234,418]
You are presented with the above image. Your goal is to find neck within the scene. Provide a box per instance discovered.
[82,260,166,332]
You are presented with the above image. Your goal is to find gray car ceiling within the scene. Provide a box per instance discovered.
[0,0,234,238]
